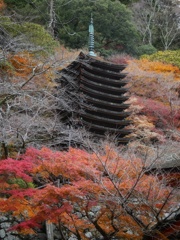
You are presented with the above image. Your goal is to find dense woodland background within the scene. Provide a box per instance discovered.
[0,0,180,239]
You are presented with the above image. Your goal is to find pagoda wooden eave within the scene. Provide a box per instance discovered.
[80,85,129,101]
[89,59,127,72]
[81,63,128,78]
[78,51,127,71]
[82,120,132,134]
[81,69,128,85]
[82,107,131,117]
[81,112,131,125]
[85,96,130,109]
[80,76,128,94]
[61,70,79,78]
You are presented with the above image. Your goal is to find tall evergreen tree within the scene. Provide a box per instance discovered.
[56,0,139,55]
[4,0,139,55]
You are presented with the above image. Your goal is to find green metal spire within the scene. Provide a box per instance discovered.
[88,14,96,57]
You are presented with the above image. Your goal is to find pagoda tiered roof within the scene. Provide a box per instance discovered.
[82,107,131,118]
[90,60,127,72]
[81,69,128,86]
[58,52,132,143]
[80,77,128,94]
[80,85,129,102]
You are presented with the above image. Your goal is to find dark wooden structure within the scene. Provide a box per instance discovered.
[58,52,131,143]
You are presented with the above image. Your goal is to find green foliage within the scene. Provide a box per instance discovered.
[0,17,58,54]
[56,0,139,55]
[0,59,13,70]
[95,44,115,58]
[21,22,58,52]
[111,0,138,4]
[4,0,139,56]
[141,50,180,68]
[136,44,157,57]
[8,178,35,189]
[4,0,49,25]
[4,0,26,7]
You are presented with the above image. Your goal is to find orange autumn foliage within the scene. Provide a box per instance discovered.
[134,59,180,80]
[126,59,180,139]
[0,147,179,239]
[4,52,57,89]
[8,54,36,76]
[2,47,80,91]
[0,0,5,10]
[127,58,180,102]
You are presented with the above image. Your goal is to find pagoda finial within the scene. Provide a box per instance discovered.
[88,13,96,57]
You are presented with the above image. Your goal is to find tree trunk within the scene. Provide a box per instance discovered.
[46,222,54,240]
[48,0,55,36]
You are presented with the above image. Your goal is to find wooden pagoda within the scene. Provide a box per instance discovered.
[57,16,131,143]
[57,52,132,143]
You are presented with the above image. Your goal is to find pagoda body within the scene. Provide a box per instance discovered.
[57,52,131,143]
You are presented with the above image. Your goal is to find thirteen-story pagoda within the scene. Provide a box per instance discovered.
[57,16,131,143]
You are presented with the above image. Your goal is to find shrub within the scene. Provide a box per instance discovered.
[141,50,180,68]
[21,22,58,53]
[137,59,180,77]
[0,59,13,71]
[136,44,157,57]
[8,178,35,189]
[8,54,36,76]
[141,98,180,129]
[0,17,58,54]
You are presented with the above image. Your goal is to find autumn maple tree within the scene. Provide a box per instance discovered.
[0,146,179,239]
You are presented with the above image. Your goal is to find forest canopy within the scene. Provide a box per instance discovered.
[4,0,139,56]
[3,0,180,56]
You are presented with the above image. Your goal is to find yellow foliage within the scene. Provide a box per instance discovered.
[18,228,36,235]
[133,59,180,80]
[126,59,180,107]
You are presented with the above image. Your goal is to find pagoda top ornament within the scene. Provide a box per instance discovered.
[88,14,96,57]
